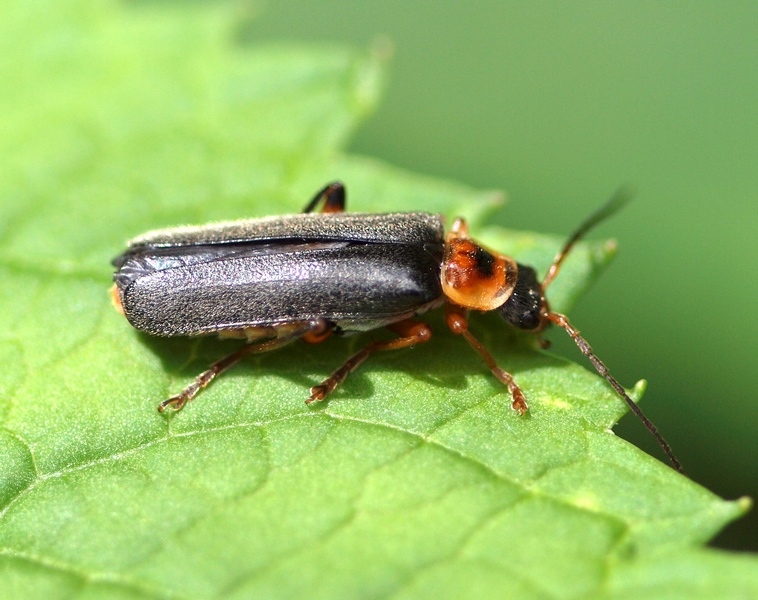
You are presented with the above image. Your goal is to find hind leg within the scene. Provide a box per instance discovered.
[159,319,329,412]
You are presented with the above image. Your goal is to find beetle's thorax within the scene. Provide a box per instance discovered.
[440,218,518,311]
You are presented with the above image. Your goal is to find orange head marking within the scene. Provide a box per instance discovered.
[440,222,518,311]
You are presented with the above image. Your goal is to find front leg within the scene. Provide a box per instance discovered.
[445,304,528,415]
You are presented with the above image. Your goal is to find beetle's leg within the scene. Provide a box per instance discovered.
[301,181,346,214]
[450,217,469,236]
[159,319,329,412]
[445,304,528,415]
[307,319,432,403]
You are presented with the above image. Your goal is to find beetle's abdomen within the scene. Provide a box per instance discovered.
[114,241,444,336]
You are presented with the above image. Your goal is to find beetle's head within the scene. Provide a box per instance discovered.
[497,264,549,332]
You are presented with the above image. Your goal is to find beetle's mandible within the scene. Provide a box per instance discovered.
[111,182,682,472]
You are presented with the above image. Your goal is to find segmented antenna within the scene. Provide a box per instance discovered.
[542,188,683,473]
[542,187,632,289]
[548,312,683,473]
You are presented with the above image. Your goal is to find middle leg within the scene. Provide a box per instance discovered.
[307,319,432,403]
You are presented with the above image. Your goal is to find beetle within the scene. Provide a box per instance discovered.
[112,182,682,472]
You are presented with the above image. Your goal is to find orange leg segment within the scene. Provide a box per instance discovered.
[307,319,432,404]
[445,304,528,415]
[159,319,329,412]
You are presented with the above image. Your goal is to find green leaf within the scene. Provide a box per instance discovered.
[0,2,754,599]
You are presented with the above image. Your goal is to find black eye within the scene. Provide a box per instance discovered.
[517,305,542,330]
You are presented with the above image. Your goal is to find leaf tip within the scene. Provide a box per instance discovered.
[631,379,647,400]
[735,495,753,516]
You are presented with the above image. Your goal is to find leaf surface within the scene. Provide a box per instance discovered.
[0,2,754,599]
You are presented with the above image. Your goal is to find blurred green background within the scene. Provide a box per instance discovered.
[238,1,757,551]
